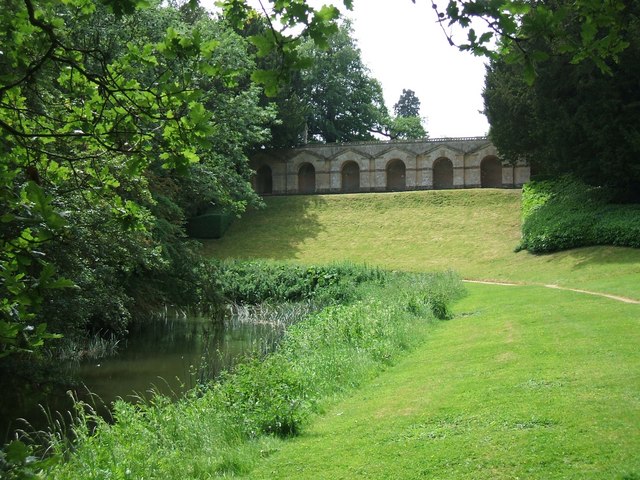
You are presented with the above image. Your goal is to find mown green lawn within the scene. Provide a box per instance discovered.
[201,190,640,479]
[247,283,640,479]
[204,190,640,300]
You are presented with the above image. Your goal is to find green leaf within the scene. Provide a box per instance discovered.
[182,149,200,164]
[0,321,20,343]
[503,2,530,15]
[314,5,340,22]
[4,440,30,464]
[581,19,597,45]
[251,69,282,97]
[249,32,276,57]
[531,50,549,62]
[188,102,208,125]
[523,59,536,85]
[479,31,493,44]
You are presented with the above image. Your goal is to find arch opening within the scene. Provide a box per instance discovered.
[298,163,316,194]
[481,156,503,188]
[433,157,453,189]
[255,165,272,195]
[341,161,360,193]
[386,159,406,191]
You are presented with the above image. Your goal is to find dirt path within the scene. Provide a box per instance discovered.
[463,279,640,304]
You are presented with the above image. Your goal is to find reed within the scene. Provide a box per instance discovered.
[45,333,120,364]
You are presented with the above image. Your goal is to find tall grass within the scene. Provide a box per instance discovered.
[40,270,464,479]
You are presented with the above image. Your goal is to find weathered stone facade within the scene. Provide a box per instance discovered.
[251,137,529,195]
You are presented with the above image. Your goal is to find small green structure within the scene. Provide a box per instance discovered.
[186,208,233,239]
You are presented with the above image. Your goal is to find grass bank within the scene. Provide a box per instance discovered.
[203,190,640,299]
[39,269,464,479]
[201,189,639,478]
[248,282,640,479]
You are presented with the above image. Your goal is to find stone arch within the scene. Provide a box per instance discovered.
[386,159,406,191]
[255,165,272,194]
[433,157,454,189]
[298,162,316,194]
[341,161,360,193]
[481,156,503,188]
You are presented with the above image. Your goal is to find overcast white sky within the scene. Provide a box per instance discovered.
[203,0,490,137]
[347,0,489,137]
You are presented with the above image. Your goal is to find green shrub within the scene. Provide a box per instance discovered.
[186,209,234,239]
[518,177,640,253]
[211,260,387,305]
[214,354,310,437]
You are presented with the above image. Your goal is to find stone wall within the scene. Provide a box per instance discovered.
[251,137,529,195]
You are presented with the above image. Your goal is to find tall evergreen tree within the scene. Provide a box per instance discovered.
[483,2,640,199]
[394,89,421,118]
[386,89,427,140]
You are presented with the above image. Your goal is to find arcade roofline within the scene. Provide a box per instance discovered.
[285,136,490,150]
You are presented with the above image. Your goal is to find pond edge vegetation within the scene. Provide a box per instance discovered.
[2,263,465,479]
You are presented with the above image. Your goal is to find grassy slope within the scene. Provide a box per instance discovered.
[204,190,640,299]
[203,189,640,479]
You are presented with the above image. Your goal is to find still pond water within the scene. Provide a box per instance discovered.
[1,309,287,444]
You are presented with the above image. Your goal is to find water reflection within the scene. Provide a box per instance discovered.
[76,315,276,404]
[1,305,302,445]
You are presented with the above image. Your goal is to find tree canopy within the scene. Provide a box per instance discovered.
[251,19,390,146]
[483,1,640,198]
[300,21,387,143]
[394,89,421,118]
[0,0,279,357]
[387,89,426,140]
[429,0,635,81]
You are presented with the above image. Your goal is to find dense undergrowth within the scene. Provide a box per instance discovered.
[211,260,388,305]
[517,177,640,253]
[2,264,465,479]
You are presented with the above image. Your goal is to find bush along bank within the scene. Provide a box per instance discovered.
[18,269,465,479]
[517,177,640,253]
[211,259,388,305]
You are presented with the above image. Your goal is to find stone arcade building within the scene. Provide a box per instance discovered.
[251,137,530,195]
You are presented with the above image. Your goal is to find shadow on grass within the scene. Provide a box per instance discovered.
[202,194,327,261]
[552,246,640,270]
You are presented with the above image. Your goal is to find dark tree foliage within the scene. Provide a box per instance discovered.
[228,15,385,146]
[0,0,274,357]
[246,17,311,148]
[483,6,640,200]
[394,89,421,118]
[300,21,388,143]
[387,88,426,140]
[430,0,635,80]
